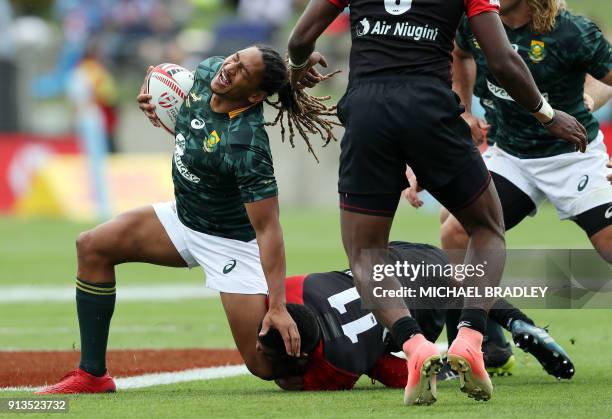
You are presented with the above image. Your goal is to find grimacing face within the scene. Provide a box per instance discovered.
[210,47,266,102]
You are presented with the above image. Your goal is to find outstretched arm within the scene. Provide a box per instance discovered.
[470,12,587,151]
[245,197,301,357]
[288,0,343,88]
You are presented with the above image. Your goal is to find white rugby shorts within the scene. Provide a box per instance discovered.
[153,201,268,294]
[483,131,612,220]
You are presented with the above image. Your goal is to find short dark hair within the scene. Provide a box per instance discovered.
[258,303,321,355]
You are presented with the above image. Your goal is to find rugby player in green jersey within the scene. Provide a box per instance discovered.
[36,45,338,394]
[441,0,612,260]
[406,0,611,381]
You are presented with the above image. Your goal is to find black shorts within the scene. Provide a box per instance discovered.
[337,75,490,214]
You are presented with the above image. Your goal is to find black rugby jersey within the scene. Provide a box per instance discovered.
[328,0,500,82]
[285,241,450,375]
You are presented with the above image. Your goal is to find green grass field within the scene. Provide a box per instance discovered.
[1,206,611,417]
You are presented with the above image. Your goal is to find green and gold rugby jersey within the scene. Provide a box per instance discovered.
[456,11,612,158]
[172,56,277,242]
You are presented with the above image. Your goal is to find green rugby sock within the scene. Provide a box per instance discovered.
[76,278,116,377]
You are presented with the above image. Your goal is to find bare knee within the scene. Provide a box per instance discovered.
[76,222,125,274]
[440,216,470,250]
[76,229,109,268]
[459,206,505,242]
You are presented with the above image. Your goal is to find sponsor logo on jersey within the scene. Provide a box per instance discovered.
[355,17,439,42]
[384,0,413,16]
[191,118,205,130]
[223,259,237,274]
[487,79,515,101]
[577,175,589,191]
[487,79,548,102]
[203,130,220,152]
[605,206,612,219]
[528,40,546,63]
[356,18,370,36]
[174,133,201,183]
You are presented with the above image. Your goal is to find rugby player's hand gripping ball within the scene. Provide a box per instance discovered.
[137,63,194,135]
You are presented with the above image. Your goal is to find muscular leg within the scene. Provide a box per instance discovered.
[574,203,612,263]
[220,293,274,380]
[75,205,186,376]
[77,205,187,283]
[590,226,612,263]
[340,210,412,330]
[447,181,506,328]
[440,172,536,265]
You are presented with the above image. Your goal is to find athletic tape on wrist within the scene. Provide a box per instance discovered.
[532,96,555,124]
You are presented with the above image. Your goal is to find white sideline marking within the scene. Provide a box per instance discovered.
[0,325,180,336]
[0,284,218,303]
[0,364,249,392]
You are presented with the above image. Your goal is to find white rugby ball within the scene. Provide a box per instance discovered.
[146,63,194,135]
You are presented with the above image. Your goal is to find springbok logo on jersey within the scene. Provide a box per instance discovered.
[356,18,371,36]
[529,40,546,63]
[203,130,220,152]
[384,0,413,15]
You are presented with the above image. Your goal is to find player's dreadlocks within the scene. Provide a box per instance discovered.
[256,44,341,162]
[527,0,566,34]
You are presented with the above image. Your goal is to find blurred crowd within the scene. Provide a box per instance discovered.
[0,0,610,147]
[1,0,318,143]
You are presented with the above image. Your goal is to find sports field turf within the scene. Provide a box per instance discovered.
[1,205,611,417]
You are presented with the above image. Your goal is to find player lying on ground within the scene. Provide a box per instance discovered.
[287,0,587,405]
[438,0,612,264]
[35,45,338,394]
[254,241,573,391]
